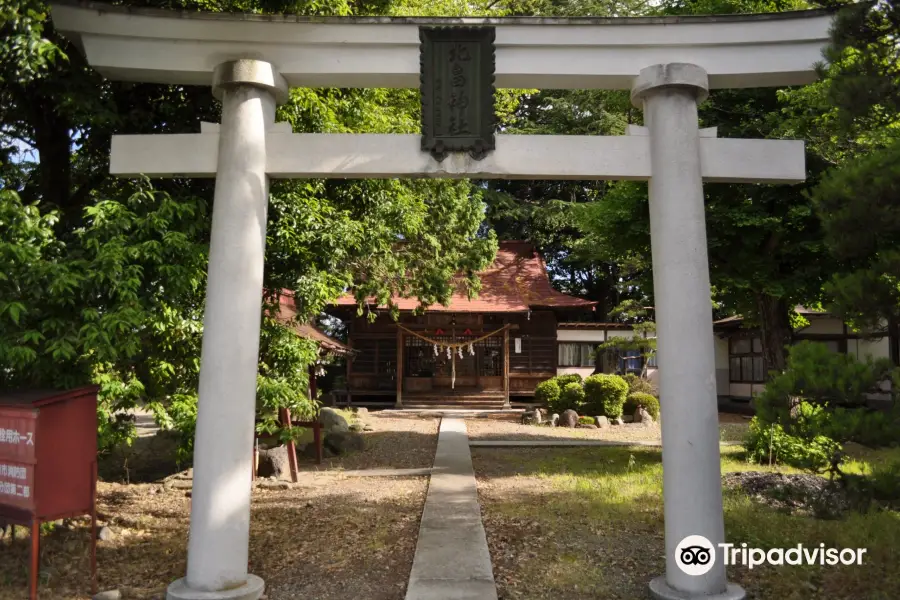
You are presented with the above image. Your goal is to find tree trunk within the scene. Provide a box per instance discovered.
[755,294,792,376]
[889,316,900,367]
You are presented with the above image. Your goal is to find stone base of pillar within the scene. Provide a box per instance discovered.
[649,576,745,600]
[167,575,265,600]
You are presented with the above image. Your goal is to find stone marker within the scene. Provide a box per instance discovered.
[256,445,292,481]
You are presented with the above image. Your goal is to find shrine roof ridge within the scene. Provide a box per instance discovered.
[51,1,835,26]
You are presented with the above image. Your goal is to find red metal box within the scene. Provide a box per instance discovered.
[0,386,97,521]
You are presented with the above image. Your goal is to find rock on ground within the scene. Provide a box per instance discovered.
[521,408,542,425]
[97,526,115,541]
[324,431,365,455]
[93,590,121,600]
[549,413,559,427]
[595,416,609,428]
[319,407,350,433]
[560,409,579,428]
[634,407,655,427]
[257,445,293,481]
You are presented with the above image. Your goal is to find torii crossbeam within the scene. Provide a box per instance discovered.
[50,3,833,600]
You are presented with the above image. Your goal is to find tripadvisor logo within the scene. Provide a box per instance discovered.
[675,535,716,576]
[674,535,868,575]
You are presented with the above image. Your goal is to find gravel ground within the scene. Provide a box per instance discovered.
[298,412,439,471]
[0,413,437,600]
[465,417,663,443]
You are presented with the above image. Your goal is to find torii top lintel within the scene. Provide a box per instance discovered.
[50,1,832,91]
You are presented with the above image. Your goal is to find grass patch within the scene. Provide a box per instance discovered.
[474,444,900,600]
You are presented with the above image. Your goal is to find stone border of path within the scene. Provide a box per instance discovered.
[405,418,498,600]
[469,440,741,447]
[337,467,433,477]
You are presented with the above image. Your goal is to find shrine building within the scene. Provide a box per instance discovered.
[327,241,597,409]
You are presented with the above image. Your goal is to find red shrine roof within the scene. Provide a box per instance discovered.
[333,241,596,313]
[274,293,352,356]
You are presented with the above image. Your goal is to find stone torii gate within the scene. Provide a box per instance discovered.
[51,3,831,600]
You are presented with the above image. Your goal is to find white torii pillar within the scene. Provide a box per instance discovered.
[166,59,288,600]
[633,63,744,600]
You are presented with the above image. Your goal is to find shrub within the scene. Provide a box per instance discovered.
[559,382,586,412]
[578,415,595,425]
[583,374,628,418]
[749,341,900,478]
[554,373,584,389]
[624,392,660,420]
[534,378,561,410]
[744,415,839,473]
[623,373,656,396]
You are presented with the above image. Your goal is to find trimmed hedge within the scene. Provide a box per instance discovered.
[534,379,561,411]
[560,382,586,412]
[554,373,584,388]
[578,416,596,426]
[583,374,628,418]
[625,392,660,420]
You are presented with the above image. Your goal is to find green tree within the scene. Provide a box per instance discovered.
[0,0,499,456]
[810,0,900,364]
[575,0,834,374]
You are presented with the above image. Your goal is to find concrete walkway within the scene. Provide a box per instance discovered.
[406,418,498,600]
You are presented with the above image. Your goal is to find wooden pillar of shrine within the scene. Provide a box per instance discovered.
[503,326,510,408]
[395,327,404,408]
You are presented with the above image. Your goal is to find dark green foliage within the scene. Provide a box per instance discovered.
[756,341,898,425]
[624,392,659,420]
[749,342,900,475]
[534,378,561,410]
[807,0,900,350]
[559,382,586,413]
[583,374,628,418]
[814,139,900,333]
[577,415,595,425]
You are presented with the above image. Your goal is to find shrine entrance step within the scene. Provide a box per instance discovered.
[401,393,507,410]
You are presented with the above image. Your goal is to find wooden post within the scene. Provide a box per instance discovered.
[313,421,323,464]
[345,329,353,407]
[503,326,510,408]
[280,408,299,483]
[90,461,98,595]
[395,327,404,408]
[29,518,39,600]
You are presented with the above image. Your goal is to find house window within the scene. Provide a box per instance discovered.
[618,350,643,374]
[558,343,596,367]
[729,337,765,383]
